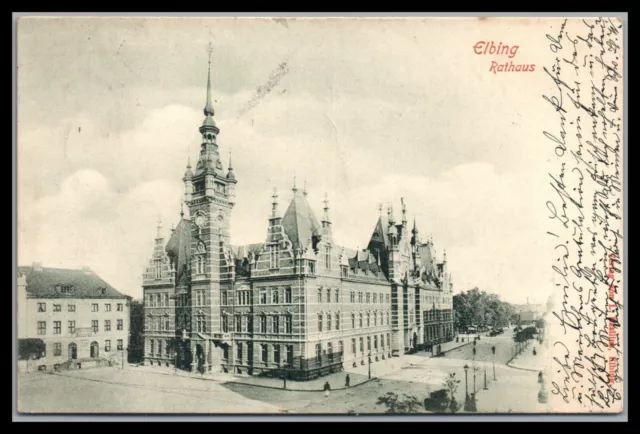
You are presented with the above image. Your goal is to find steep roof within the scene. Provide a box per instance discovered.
[281,189,322,252]
[367,215,390,251]
[18,265,129,299]
[165,218,194,285]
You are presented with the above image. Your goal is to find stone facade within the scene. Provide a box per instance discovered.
[142,58,454,379]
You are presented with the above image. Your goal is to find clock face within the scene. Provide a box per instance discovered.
[195,215,205,228]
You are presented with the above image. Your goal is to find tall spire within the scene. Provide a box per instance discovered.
[412,217,418,234]
[401,197,407,225]
[204,42,215,117]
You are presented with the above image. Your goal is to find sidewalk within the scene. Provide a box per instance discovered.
[507,340,548,372]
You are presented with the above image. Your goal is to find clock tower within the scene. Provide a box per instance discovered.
[181,44,237,358]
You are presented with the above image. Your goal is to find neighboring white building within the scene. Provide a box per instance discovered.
[17,263,131,372]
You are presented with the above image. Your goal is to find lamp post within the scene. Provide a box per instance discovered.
[368,352,372,380]
[282,363,288,389]
[491,345,496,380]
[463,364,470,411]
[483,369,488,390]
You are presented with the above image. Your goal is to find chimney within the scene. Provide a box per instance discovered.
[81,265,91,274]
[32,262,42,272]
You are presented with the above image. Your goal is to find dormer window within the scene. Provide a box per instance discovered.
[308,261,315,275]
[100,288,106,295]
[341,265,348,278]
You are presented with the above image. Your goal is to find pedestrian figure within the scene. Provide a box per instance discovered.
[533,347,537,356]
[345,374,350,388]
[473,347,476,356]
[323,381,331,397]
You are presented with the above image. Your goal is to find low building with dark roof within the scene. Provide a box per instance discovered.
[140,59,455,379]
[17,263,131,373]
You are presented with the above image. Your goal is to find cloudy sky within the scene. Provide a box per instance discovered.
[17,17,561,303]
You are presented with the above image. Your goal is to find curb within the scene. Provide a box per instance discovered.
[431,341,473,357]
[222,377,379,392]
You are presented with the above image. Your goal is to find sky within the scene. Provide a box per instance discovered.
[17,17,561,304]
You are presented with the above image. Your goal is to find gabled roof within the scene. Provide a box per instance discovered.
[18,265,129,299]
[165,218,195,285]
[367,215,390,251]
[281,189,322,252]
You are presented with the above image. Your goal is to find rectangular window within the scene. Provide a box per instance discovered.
[68,321,75,333]
[157,340,162,356]
[326,288,331,303]
[260,290,267,304]
[327,313,332,331]
[352,338,357,355]
[358,292,363,303]
[92,303,98,312]
[237,343,243,361]
[341,266,348,278]
[286,345,294,365]
[285,287,292,304]
[261,344,268,363]
[273,316,279,334]
[334,289,339,303]
[272,288,279,304]
[53,342,62,357]
[53,304,61,312]
[92,320,98,333]
[269,245,278,269]
[367,336,371,351]
[318,314,323,332]
[235,315,241,332]
[222,316,228,332]
[274,344,281,365]
[367,313,370,327]
[285,315,292,334]
[53,321,61,334]
[308,261,315,275]
[359,313,363,328]
[105,320,111,332]
[260,315,267,333]
[117,319,123,330]
[350,291,355,303]
[115,339,122,350]
[381,334,385,348]
[387,334,390,347]
[366,293,371,303]
[150,340,154,355]
[315,343,321,363]
[317,289,322,303]
[374,312,377,326]
[328,342,333,361]
[359,337,364,353]
[105,340,111,352]
[351,314,356,329]
[373,293,377,304]
[38,303,46,312]
[223,346,229,360]
[336,313,340,330]
[68,304,76,312]
[222,292,227,305]
[325,246,331,269]
[374,335,378,350]
[105,303,111,312]
[117,303,123,311]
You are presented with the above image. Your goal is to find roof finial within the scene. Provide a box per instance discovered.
[379,203,383,216]
[156,215,163,238]
[443,249,447,263]
[228,149,233,170]
[180,201,185,218]
[292,172,298,192]
[412,217,418,234]
[388,203,395,224]
[303,178,308,196]
[204,42,215,117]
[401,198,407,224]
[271,187,279,218]
[322,192,331,224]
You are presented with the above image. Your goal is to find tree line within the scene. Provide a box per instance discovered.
[453,287,515,332]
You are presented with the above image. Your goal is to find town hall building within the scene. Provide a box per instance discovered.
[142,54,454,379]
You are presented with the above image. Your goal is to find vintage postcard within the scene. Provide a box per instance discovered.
[15,15,625,417]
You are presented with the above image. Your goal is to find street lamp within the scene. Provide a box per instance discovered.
[368,352,372,379]
[492,345,496,380]
[463,364,471,411]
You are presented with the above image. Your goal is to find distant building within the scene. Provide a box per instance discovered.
[141,55,455,379]
[17,263,131,372]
